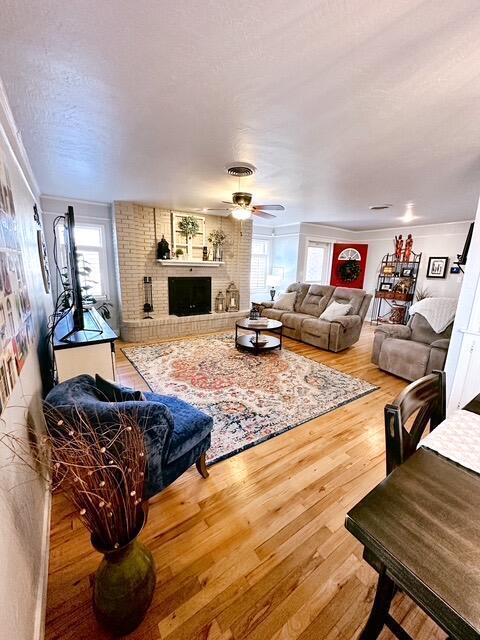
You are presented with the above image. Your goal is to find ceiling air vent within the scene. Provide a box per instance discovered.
[369,204,392,211]
[225,162,257,177]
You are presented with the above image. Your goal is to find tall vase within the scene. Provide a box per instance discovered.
[92,512,156,636]
[213,245,222,261]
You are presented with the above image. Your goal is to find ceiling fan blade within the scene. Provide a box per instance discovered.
[252,210,276,219]
[222,201,234,205]
[206,207,231,211]
[253,204,285,211]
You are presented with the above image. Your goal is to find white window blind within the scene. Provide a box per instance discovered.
[250,238,270,292]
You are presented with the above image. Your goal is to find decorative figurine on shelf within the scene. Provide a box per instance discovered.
[393,278,412,295]
[202,246,208,261]
[394,234,403,261]
[156,235,170,260]
[403,234,414,262]
[226,282,240,312]
[214,290,225,313]
[249,303,261,320]
[143,276,153,319]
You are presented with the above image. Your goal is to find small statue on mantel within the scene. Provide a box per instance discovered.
[157,235,170,260]
[403,234,414,262]
[394,234,403,261]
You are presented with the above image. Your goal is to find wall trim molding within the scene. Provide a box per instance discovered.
[43,209,111,223]
[41,193,111,207]
[33,489,52,640]
[259,218,474,235]
[0,78,40,198]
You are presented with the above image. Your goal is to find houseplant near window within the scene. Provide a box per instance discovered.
[1,404,156,636]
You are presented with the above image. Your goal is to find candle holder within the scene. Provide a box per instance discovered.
[214,290,226,313]
[225,282,240,312]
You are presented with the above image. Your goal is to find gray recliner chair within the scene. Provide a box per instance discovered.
[371,313,452,381]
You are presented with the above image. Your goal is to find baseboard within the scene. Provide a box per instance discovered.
[33,488,52,640]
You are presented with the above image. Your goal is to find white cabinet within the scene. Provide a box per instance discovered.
[53,308,118,383]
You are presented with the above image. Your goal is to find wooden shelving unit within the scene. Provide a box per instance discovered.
[372,251,422,325]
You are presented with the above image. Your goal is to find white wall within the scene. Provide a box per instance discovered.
[358,221,470,306]
[0,83,53,640]
[40,196,120,332]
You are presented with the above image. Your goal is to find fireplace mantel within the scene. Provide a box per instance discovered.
[156,260,224,267]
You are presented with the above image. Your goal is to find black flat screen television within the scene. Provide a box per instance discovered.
[63,205,84,332]
[458,222,474,265]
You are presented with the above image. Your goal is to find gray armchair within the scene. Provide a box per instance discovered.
[372,313,452,381]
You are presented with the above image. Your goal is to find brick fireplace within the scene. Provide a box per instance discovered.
[113,202,252,341]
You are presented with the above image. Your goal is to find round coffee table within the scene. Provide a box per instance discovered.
[235,318,283,354]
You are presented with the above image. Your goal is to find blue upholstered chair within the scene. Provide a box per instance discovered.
[44,374,213,499]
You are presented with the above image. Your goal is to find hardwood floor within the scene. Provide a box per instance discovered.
[45,325,447,639]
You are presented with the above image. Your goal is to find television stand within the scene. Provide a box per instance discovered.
[53,308,118,382]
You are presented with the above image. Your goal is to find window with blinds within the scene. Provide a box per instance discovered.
[57,222,109,299]
[250,238,271,293]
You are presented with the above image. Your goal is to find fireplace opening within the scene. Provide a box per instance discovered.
[168,277,212,316]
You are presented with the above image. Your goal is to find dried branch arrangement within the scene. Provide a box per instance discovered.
[0,404,149,550]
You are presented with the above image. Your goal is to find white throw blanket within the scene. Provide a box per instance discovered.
[408,297,457,333]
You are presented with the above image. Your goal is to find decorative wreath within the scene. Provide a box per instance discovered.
[338,259,361,282]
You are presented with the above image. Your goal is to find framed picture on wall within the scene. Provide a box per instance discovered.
[427,256,448,279]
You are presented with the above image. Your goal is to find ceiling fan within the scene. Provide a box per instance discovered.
[205,192,285,220]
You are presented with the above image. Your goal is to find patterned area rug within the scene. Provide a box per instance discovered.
[122,333,377,465]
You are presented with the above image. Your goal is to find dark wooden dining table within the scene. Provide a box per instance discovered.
[346,394,480,640]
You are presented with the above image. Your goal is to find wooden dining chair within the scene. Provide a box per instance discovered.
[358,370,448,640]
[384,369,446,475]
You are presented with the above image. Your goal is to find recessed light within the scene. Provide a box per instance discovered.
[369,204,392,211]
[402,202,415,222]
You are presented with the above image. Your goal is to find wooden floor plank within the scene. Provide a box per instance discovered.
[45,325,448,639]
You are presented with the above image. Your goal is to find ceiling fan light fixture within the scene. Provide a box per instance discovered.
[369,204,392,211]
[231,206,251,221]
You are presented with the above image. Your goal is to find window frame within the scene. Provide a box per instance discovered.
[303,239,332,285]
[56,219,110,301]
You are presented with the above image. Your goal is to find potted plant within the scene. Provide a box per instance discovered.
[177,216,200,258]
[175,248,184,260]
[208,229,228,262]
[1,405,156,636]
[61,263,114,321]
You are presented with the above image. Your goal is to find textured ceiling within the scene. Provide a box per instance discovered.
[1,0,480,229]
